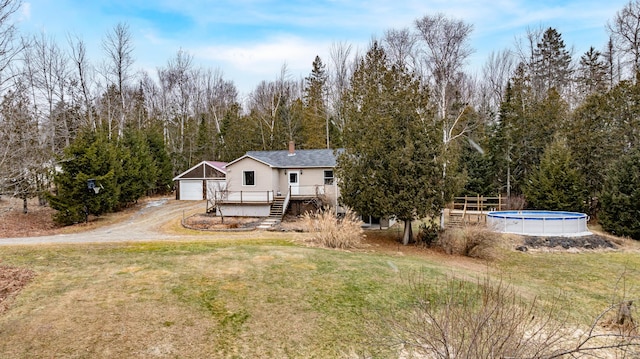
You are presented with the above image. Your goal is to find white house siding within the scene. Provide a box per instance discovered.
[276,167,339,203]
[218,204,270,217]
[206,180,226,200]
[226,157,274,193]
[272,168,281,195]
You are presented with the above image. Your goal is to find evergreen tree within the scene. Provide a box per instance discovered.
[118,128,153,206]
[218,108,262,162]
[337,42,442,245]
[532,27,573,97]
[302,55,328,148]
[49,129,120,225]
[488,81,517,197]
[523,137,587,212]
[566,92,616,214]
[194,116,212,161]
[459,144,494,196]
[490,65,534,196]
[146,125,174,194]
[577,47,609,96]
[47,124,173,225]
[599,146,640,240]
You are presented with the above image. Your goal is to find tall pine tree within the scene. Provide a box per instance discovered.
[302,56,329,149]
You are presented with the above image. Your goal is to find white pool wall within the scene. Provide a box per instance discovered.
[487,211,591,237]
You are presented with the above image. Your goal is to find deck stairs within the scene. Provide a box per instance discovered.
[446,195,506,229]
[447,210,466,228]
[257,196,287,230]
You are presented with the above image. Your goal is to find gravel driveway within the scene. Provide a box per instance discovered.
[0,198,206,246]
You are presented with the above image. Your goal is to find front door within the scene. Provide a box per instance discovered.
[288,171,300,195]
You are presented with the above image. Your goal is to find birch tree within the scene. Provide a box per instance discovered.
[414,14,474,222]
[68,34,96,130]
[22,33,71,153]
[102,22,134,138]
[248,64,300,150]
[327,41,353,143]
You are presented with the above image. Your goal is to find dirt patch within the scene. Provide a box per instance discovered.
[0,198,58,238]
[0,265,35,314]
[183,214,262,230]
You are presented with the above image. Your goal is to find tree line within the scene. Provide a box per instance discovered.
[0,0,639,238]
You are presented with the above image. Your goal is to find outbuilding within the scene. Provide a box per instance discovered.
[173,161,227,201]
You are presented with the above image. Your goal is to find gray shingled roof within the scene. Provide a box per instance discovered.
[245,149,341,168]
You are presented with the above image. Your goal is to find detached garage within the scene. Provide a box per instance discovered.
[173,161,227,200]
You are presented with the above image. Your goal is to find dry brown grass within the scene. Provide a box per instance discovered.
[301,207,364,249]
[368,274,640,358]
[439,225,503,261]
[0,241,428,358]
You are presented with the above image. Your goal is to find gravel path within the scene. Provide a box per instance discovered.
[0,198,205,246]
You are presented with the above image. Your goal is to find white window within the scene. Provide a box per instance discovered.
[243,171,255,186]
[324,170,334,185]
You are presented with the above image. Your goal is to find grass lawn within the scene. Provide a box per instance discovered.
[0,234,638,358]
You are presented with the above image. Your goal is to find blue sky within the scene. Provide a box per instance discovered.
[17,0,630,98]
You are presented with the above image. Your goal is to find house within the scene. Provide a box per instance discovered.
[173,161,227,201]
[211,142,340,217]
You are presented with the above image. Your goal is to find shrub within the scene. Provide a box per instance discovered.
[438,226,500,260]
[301,207,364,249]
[416,220,441,247]
[366,274,640,359]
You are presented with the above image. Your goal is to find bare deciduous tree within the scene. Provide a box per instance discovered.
[68,34,96,130]
[0,0,22,92]
[101,22,134,138]
[608,0,640,78]
[194,67,238,147]
[481,49,515,115]
[382,27,418,71]
[248,64,300,150]
[327,41,353,138]
[414,14,474,225]
[415,13,473,127]
[23,33,70,152]
[0,80,43,212]
[157,49,195,157]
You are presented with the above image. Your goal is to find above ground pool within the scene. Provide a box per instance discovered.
[487,210,591,237]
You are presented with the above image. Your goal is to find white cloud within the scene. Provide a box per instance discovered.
[19,2,31,22]
[194,35,331,75]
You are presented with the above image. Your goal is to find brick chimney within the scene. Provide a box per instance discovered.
[288,140,295,156]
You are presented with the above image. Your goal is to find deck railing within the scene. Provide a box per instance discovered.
[289,185,331,197]
[210,184,338,205]
[451,195,506,213]
[214,190,275,204]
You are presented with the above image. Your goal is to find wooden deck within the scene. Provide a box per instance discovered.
[447,195,506,228]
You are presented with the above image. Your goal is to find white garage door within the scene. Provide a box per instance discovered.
[180,180,204,200]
